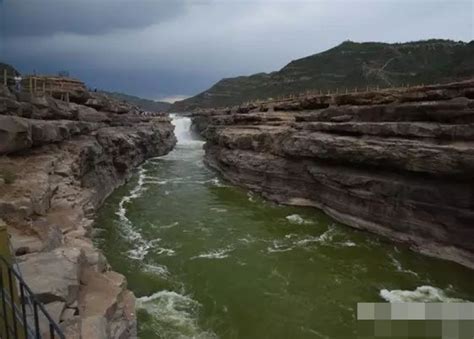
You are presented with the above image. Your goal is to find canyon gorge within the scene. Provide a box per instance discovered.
[192,80,474,269]
[1,70,474,339]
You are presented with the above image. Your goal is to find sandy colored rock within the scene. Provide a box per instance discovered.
[81,316,108,339]
[60,316,82,339]
[18,247,84,305]
[9,231,44,255]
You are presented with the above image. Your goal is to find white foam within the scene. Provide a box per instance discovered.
[143,179,169,185]
[267,243,293,253]
[154,247,176,256]
[143,264,170,277]
[267,226,341,253]
[116,166,147,226]
[340,240,357,247]
[295,226,336,246]
[210,207,227,213]
[160,222,179,229]
[190,178,225,186]
[137,290,217,338]
[115,167,157,260]
[380,286,468,303]
[195,159,205,168]
[238,236,256,244]
[142,176,222,187]
[115,172,167,260]
[301,327,330,339]
[286,214,314,225]
[158,148,205,162]
[191,247,233,259]
[127,243,152,260]
[389,254,419,277]
[209,177,228,187]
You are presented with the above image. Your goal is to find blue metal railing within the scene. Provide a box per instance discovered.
[0,255,65,339]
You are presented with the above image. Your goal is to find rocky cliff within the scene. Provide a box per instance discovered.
[0,84,176,338]
[193,80,474,269]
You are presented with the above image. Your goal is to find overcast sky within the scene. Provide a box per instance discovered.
[1,0,472,101]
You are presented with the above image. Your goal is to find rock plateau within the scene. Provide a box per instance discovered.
[192,80,474,270]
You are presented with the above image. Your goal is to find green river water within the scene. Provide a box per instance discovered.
[94,116,474,339]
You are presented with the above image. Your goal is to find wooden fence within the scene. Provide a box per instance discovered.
[1,69,12,87]
[241,83,425,107]
[1,69,85,102]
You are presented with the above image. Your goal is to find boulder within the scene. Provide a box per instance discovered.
[81,316,107,339]
[30,119,101,146]
[85,93,136,114]
[18,247,84,305]
[27,301,66,339]
[16,92,50,108]
[10,233,44,256]
[0,114,105,154]
[31,120,71,145]
[79,268,126,320]
[71,103,110,123]
[79,268,135,338]
[60,316,82,339]
[0,115,32,154]
[0,96,22,114]
[0,84,14,99]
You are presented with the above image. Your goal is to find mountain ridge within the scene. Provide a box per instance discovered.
[171,39,474,111]
[98,90,171,112]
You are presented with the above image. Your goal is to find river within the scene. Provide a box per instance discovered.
[94,115,474,338]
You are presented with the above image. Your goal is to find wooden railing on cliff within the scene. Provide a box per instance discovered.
[1,69,85,103]
[201,81,456,113]
[240,83,428,108]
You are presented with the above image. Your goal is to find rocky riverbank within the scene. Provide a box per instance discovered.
[0,84,176,338]
[192,80,474,270]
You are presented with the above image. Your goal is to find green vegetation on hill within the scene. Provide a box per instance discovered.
[99,91,171,112]
[171,39,474,111]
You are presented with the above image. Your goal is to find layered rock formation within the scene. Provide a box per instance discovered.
[0,85,176,338]
[193,80,474,269]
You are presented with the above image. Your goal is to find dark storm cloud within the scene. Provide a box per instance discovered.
[2,0,187,37]
[1,0,472,101]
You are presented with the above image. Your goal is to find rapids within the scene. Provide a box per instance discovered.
[95,115,474,338]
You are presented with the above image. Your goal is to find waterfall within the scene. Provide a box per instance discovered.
[170,114,200,146]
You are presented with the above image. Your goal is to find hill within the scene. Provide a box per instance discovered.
[171,39,474,111]
[0,62,20,76]
[99,91,171,112]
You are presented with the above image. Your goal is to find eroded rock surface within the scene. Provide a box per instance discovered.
[193,80,474,269]
[0,84,176,338]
